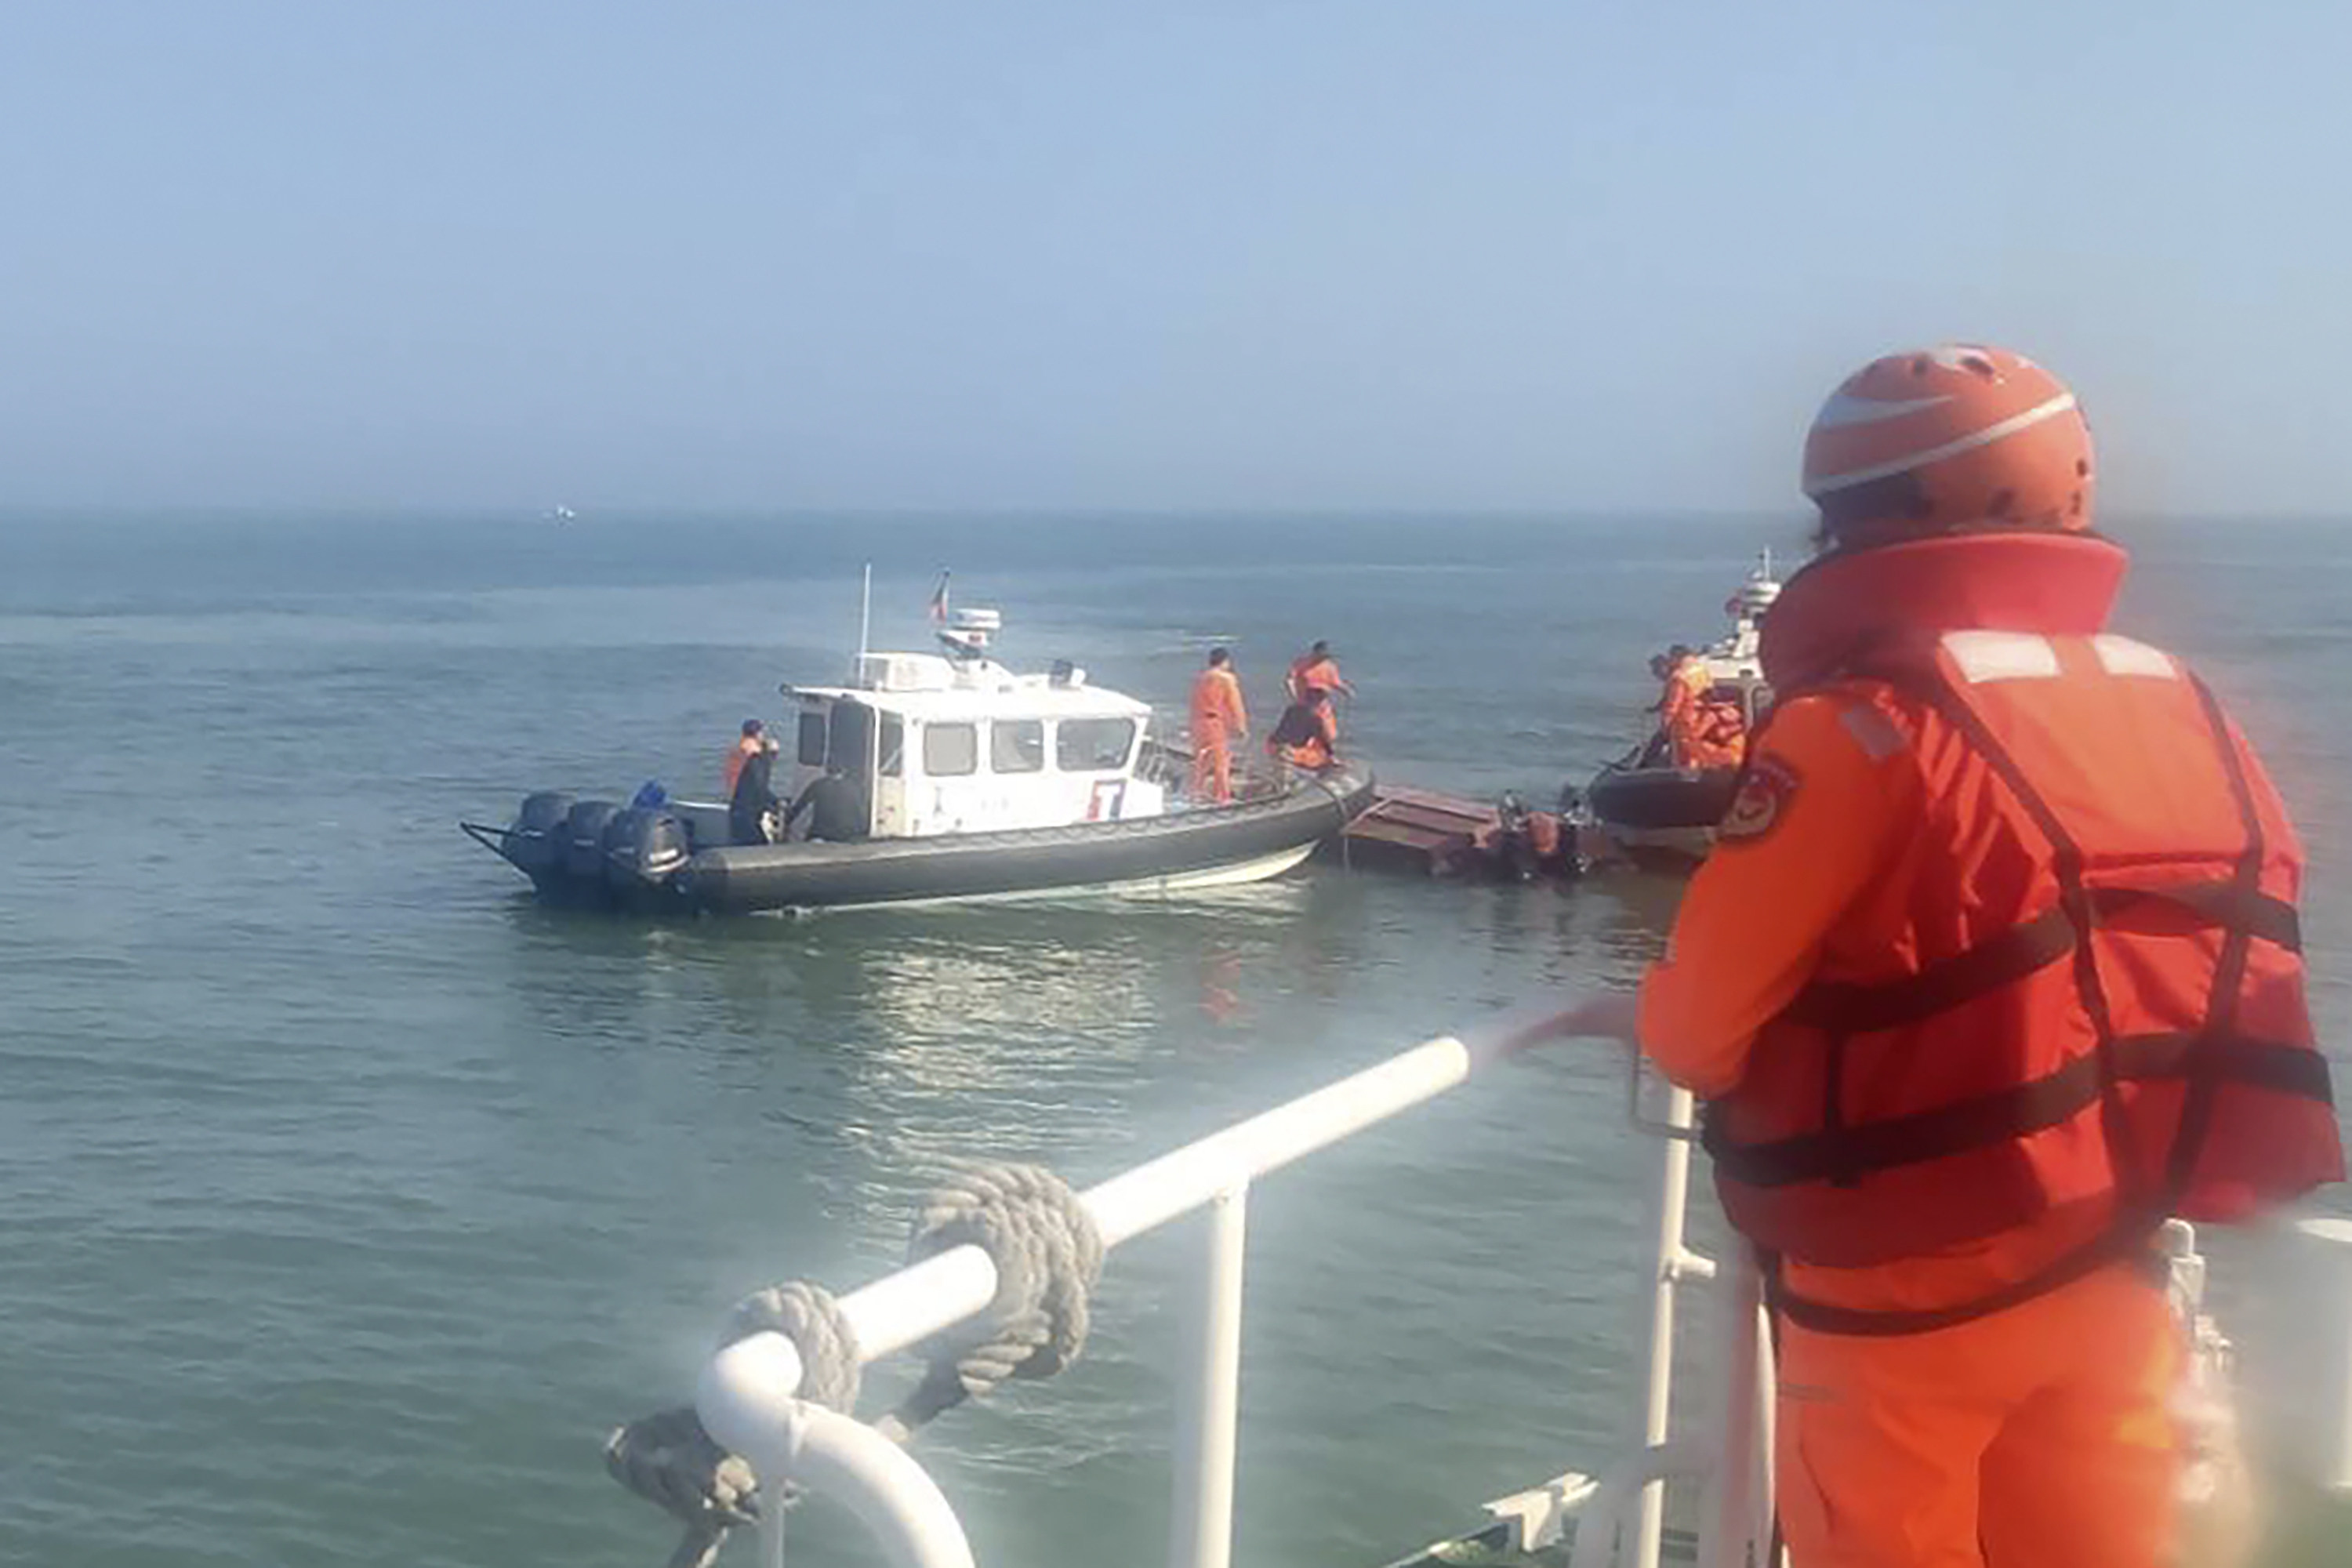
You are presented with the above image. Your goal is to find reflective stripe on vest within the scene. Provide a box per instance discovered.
[1708,629,2341,1334]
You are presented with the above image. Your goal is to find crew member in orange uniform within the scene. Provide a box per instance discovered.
[1189,647,1249,804]
[1286,639,1355,703]
[1268,686,1341,772]
[721,718,766,796]
[1543,344,2341,1568]
[1659,648,1745,769]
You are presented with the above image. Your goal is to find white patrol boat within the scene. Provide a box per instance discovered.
[1573,554,1781,866]
[465,606,1373,913]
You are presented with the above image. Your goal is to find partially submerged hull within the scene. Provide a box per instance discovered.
[465,769,1374,914]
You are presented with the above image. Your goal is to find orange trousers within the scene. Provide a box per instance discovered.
[1191,739,1234,804]
[1776,1261,2179,1568]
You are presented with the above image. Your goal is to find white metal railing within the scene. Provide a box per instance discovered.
[680,1004,2350,1568]
[679,1008,2304,1568]
[690,1011,1786,1568]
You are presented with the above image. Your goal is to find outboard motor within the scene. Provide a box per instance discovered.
[505,790,573,878]
[1494,793,1541,883]
[561,800,622,884]
[602,808,691,899]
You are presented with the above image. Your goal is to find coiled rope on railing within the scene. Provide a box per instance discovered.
[606,1163,1102,1566]
[882,1161,1105,1438]
[604,1280,862,1568]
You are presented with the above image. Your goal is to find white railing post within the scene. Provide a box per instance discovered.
[1633,1076,1700,1568]
[1566,1441,1716,1568]
[761,1490,787,1568]
[1169,1181,1250,1568]
[1704,1247,1774,1568]
[699,1334,978,1568]
[2244,1216,2352,1491]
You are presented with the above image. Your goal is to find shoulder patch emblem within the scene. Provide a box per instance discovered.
[1719,755,1799,844]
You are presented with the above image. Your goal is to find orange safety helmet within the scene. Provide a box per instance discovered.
[1800,344,2095,550]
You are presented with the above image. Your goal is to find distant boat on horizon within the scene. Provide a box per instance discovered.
[548,503,577,522]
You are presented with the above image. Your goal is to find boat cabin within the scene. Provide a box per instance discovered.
[785,611,1167,840]
[1688,555,1782,724]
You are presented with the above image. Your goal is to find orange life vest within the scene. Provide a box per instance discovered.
[1289,654,1345,699]
[722,737,760,796]
[1662,660,1746,769]
[1686,694,1747,768]
[1706,627,2340,1331]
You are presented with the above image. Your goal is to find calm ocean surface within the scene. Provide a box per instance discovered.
[2,512,2346,1566]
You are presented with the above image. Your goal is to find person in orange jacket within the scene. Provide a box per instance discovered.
[1536,343,2341,1568]
[1286,639,1355,703]
[1267,686,1340,773]
[1658,647,1745,770]
[1188,647,1249,804]
[721,718,766,796]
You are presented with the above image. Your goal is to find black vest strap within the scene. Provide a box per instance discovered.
[1710,1031,2334,1190]
[2160,673,2270,1213]
[2096,880,2300,953]
[1777,882,2300,1037]
[1780,906,2075,1034]
[1766,1221,2165,1338]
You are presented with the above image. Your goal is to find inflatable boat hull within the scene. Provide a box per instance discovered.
[467,770,1374,913]
[1581,764,1740,866]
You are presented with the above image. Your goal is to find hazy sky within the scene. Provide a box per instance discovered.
[3,2,2347,514]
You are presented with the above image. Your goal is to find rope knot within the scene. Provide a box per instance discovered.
[606,1279,860,1567]
[896,1162,1104,1428]
[728,1279,863,1413]
[608,1164,1105,1564]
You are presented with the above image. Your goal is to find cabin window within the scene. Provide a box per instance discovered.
[828,701,873,776]
[923,722,978,777]
[797,711,828,766]
[991,719,1045,774]
[1056,717,1136,773]
[878,714,904,778]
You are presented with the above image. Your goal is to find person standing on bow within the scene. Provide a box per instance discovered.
[1189,647,1250,805]
[1543,343,2340,1568]
[1285,639,1355,704]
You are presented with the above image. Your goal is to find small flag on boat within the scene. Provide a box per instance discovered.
[928,572,951,623]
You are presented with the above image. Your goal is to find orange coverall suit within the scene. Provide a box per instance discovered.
[1288,653,1350,702]
[1638,691,2179,1568]
[1189,667,1248,804]
[1662,659,1744,770]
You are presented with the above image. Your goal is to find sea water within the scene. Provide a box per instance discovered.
[1,511,2344,1566]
